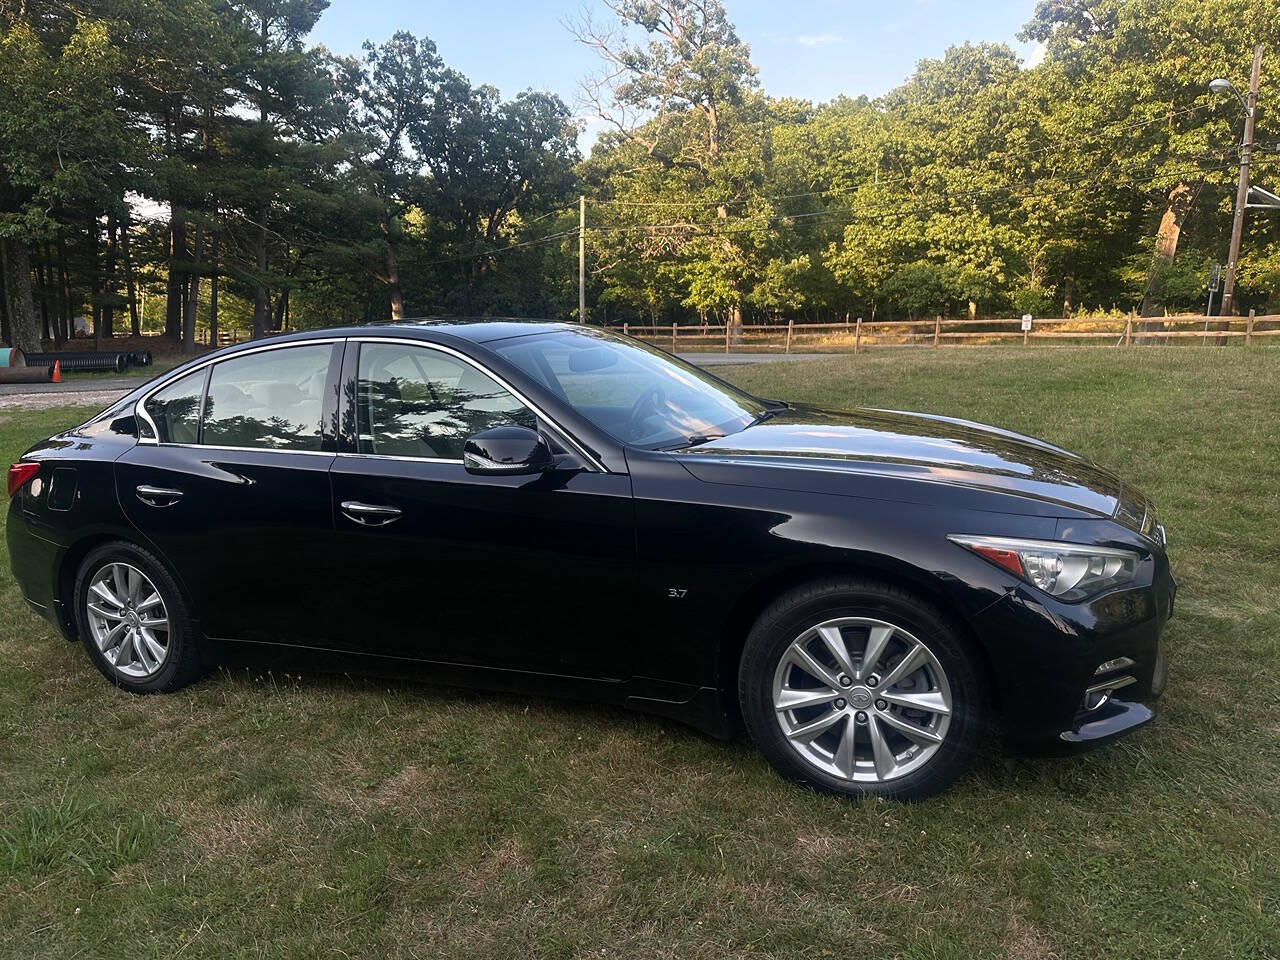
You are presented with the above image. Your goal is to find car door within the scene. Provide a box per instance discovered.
[326,337,637,680]
[116,340,344,647]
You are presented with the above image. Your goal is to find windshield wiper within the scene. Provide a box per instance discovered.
[657,433,726,451]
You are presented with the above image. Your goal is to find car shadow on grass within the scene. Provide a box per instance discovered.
[200,643,1151,806]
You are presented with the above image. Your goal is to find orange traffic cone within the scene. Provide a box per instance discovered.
[50,360,61,382]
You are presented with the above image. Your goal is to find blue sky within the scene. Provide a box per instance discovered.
[310,0,1044,146]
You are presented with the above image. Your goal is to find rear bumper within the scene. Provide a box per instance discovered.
[6,497,69,636]
[969,560,1175,757]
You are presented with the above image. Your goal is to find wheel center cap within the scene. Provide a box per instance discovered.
[125,611,141,629]
[847,686,873,709]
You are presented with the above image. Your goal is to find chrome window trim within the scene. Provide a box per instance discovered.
[337,451,460,465]
[135,338,344,448]
[144,442,337,458]
[346,336,607,473]
[133,335,609,473]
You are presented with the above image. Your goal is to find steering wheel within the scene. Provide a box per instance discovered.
[625,385,666,441]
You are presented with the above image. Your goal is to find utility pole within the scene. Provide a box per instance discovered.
[578,197,586,325]
[1220,44,1264,319]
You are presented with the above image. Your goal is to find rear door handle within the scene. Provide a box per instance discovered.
[340,500,402,526]
[136,484,184,508]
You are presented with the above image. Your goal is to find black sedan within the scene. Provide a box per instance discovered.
[6,320,1173,799]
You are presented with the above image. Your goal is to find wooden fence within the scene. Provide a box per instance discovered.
[613,310,1280,353]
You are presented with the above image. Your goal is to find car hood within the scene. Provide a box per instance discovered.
[679,405,1129,519]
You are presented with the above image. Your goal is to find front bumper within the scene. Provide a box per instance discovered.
[969,560,1175,757]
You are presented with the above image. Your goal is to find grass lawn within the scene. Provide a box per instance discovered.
[1,347,1277,959]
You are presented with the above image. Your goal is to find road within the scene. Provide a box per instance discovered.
[1,353,826,410]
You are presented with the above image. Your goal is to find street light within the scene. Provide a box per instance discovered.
[1208,47,1264,322]
[1209,77,1253,117]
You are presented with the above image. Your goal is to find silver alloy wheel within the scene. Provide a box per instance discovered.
[772,617,953,783]
[85,562,170,679]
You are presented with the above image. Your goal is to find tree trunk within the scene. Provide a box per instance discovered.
[270,289,287,332]
[56,231,72,342]
[1138,182,1194,323]
[184,224,202,354]
[379,208,406,320]
[727,303,743,345]
[1062,274,1074,316]
[103,214,118,339]
[0,257,9,347]
[166,209,186,341]
[42,243,64,346]
[208,231,219,347]
[387,240,405,320]
[36,248,52,343]
[120,211,141,336]
[1,239,41,353]
[89,223,103,350]
[253,203,269,339]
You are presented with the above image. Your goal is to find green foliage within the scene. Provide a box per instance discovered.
[3,0,1280,346]
[0,17,127,240]
[1010,283,1058,317]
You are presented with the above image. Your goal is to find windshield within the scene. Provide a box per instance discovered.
[490,328,768,449]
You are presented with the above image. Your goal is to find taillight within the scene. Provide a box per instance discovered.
[7,462,39,498]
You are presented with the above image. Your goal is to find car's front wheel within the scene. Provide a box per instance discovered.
[73,541,204,693]
[739,578,987,800]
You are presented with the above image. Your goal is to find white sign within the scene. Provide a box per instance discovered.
[1021,314,1033,332]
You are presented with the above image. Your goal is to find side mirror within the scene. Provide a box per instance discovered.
[463,425,555,475]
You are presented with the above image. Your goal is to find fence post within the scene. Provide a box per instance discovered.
[854,317,862,354]
[933,315,941,348]
[1247,308,1255,346]
[623,321,629,338]
[672,321,678,350]
[785,319,793,354]
[1124,314,1132,347]
[725,322,730,354]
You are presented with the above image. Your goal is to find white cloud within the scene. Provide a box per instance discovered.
[1025,40,1048,69]
[796,33,843,47]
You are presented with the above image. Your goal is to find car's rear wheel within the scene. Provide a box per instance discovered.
[739,578,987,800]
[73,541,203,693]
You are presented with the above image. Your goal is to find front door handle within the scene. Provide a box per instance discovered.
[136,484,184,508]
[340,500,402,526]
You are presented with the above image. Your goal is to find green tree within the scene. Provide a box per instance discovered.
[0,12,126,353]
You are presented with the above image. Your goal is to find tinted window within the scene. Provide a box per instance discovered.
[202,345,331,450]
[357,343,536,459]
[143,369,204,444]
[491,328,765,448]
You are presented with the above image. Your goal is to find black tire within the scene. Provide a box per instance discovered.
[739,577,988,801]
[72,540,204,693]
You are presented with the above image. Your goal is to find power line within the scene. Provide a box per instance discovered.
[414,228,579,268]
[583,155,1233,240]
[588,103,1219,209]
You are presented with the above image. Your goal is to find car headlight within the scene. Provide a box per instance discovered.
[948,535,1139,601]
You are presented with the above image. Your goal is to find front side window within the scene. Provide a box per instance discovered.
[491,328,766,448]
[357,343,537,459]
[143,369,205,444]
[202,345,331,450]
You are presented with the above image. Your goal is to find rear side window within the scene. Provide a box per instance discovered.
[202,345,331,450]
[143,370,204,444]
[356,343,536,459]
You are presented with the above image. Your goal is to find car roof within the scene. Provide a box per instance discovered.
[239,317,578,350]
[369,317,578,343]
